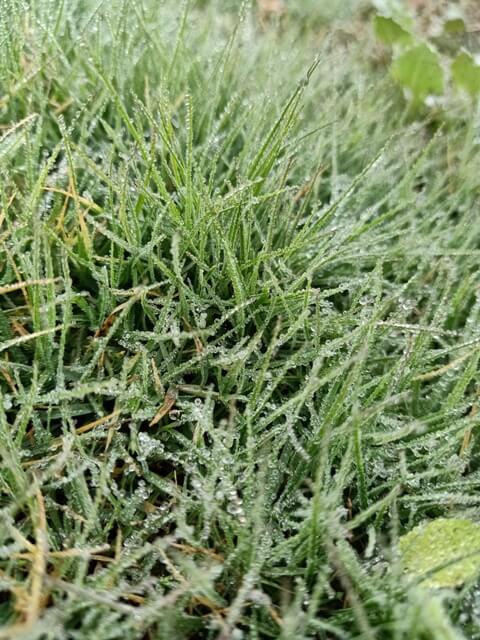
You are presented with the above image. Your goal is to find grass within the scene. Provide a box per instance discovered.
[1,0,480,638]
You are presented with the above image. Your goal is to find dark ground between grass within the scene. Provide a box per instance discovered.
[1,1,480,638]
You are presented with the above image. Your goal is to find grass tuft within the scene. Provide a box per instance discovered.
[1,1,480,638]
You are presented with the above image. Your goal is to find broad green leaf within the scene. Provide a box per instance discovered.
[399,518,480,588]
[442,6,466,34]
[371,0,414,30]
[443,17,466,35]
[374,16,412,46]
[451,52,480,97]
[391,44,443,102]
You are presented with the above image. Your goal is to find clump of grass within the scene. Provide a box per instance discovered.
[1,1,480,638]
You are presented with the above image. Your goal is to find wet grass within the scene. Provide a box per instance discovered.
[1,1,480,638]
